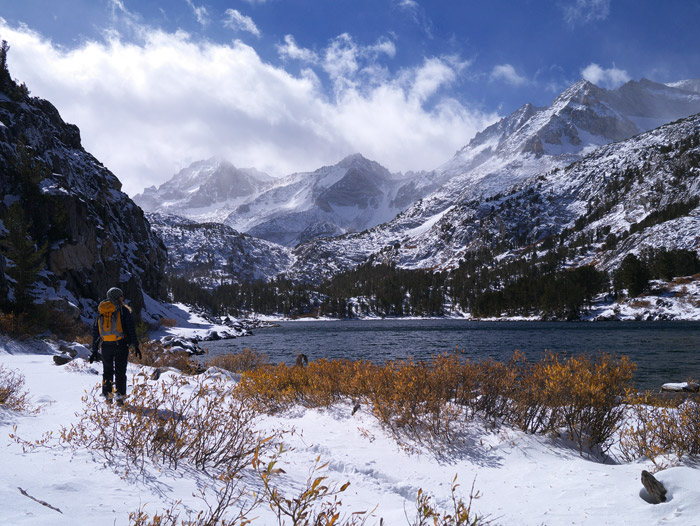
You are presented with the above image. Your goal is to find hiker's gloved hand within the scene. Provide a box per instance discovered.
[89,351,100,364]
[133,346,142,360]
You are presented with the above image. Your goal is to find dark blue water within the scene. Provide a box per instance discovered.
[202,320,700,390]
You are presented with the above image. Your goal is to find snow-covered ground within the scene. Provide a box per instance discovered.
[587,278,700,322]
[142,294,252,341]
[2,338,700,525]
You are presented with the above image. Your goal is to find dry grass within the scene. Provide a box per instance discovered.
[0,308,90,341]
[0,312,35,340]
[159,317,178,328]
[673,276,694,285]
[58,374,264,476]
[627,299,652,309]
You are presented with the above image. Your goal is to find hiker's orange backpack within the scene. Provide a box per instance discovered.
[98,301,124,342]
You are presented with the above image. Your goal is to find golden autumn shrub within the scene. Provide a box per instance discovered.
[239,350,635,453]
[555,353,634,452]
[132,339,200,374]
[208,347,270,373]
[620,396,700,466]
[0,364,36,412]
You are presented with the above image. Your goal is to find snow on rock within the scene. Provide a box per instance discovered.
[0,82,167,317]
[146,212,294,286]
[589,277,700,321]
[661,382,700,392]
[141,292,276,348]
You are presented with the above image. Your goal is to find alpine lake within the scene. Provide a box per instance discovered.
[200,319,700,391]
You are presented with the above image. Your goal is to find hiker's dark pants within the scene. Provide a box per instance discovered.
[101,341,129,397]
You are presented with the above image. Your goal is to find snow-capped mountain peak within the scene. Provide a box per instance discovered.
[281,78,700,282]
[137,152,418,247]
[227,153,411,246]
[133,158,273,215]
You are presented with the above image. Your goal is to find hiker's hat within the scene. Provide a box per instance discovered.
[106,287,124,304]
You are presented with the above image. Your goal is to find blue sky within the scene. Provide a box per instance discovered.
[0,0,698,195]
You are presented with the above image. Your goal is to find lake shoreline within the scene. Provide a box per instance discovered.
[197,319,700,392]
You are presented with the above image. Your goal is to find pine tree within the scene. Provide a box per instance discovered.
[1,203,47,312]
[0,39,11,90]
[614,254,650,297]
[0,38,29,99]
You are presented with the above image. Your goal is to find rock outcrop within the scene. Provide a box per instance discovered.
[0,79,167,316]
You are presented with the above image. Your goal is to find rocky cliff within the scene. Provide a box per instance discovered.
[0,79,167,318]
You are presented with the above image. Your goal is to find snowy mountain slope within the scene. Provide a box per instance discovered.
[285,80,700,281]
[133,158,273,221]
[288,112,700,282]
[147,213,294,284]
[0,85,167,316]
[418,115,700,270]
[666,79,700,94]
[399,112,700,272]
[395,79,700,220]
[233,154,415,246]
[140,77,700,290]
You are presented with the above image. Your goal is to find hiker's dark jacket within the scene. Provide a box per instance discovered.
[92,304,139,352]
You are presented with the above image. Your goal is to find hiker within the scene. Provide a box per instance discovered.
[90,287,142,404]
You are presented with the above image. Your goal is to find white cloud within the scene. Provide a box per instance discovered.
[0,20,497,197]
[490,64,528,86]
[562,0,611,25]
[240,0,269,3]
[277,35,318,63]
[397,0,419,9]
[581,63,630,88]
[323,33,360,84]
[394,0,432,36]
[185,0,209,27]
[108,0,129,16]
[223,9,260,37]
[369,37,396,59]
[322,34,401,93]
[107,0,141,25]
[410,58,458,102]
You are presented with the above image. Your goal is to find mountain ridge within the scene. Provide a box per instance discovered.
[281,78,700,281]
[136,152,421,247]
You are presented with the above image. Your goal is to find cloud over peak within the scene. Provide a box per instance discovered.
[581,62,630,89]
[490,64,528,86]
[0,19,497,196]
